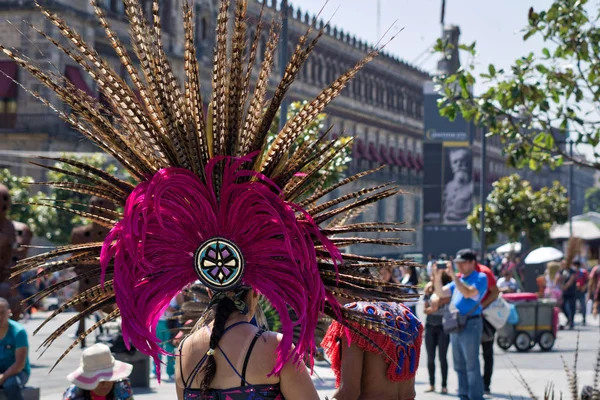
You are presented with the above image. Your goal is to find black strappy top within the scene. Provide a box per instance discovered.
[181,321,284,400]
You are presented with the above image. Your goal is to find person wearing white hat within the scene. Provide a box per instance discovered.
[62,343,134,400]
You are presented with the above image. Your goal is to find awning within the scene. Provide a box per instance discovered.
[551,220,600,241]
[368,142,382,163]
[65,65,94,97]
[355,138,367,159]
[389,148,398,166]
[395,149,406,167]
[0,61,18,98]
[380,144,392,165]
[415,153,423,172]
[406,151,415,169]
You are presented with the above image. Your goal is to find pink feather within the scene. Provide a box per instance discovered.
[100,155,342,380]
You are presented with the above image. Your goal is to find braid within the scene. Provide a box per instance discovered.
[199,291,247,390]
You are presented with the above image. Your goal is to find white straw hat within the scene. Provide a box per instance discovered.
[66,343,133,391]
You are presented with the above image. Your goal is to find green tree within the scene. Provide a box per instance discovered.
[42,154,123,245]
[435,0,600,172]
[468,174,568,247]
[585,187,600,212]
[0,169,51,237]
[266,101,352,193]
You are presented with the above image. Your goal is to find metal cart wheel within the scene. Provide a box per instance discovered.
[496,335,513,351]
[514,331,533,352]
[538,331,555,352]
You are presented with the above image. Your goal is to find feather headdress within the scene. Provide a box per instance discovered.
[6,0,416,378]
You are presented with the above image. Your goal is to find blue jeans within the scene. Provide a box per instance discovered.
[577,291,587,323]
[2,371,29,400]
[451,316,484,400]
[563,295,576,328]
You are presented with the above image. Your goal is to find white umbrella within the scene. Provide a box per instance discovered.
[524,247,564,265]
[496,242,522,254]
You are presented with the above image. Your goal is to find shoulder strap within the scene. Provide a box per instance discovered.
[182,321,251,389]
[241,329,264,386]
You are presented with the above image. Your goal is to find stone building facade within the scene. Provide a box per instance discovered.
[0,0,430,257]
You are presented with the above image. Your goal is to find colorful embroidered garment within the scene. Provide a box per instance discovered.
[184,384,283,400]
[322,302,423,386]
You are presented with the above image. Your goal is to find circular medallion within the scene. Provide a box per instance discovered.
[194,238,244,291]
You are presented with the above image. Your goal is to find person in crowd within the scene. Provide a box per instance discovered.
[435,249,488,400]
[0,297,30,400]
[545,262,562,302]
[175,288,318,399]
[70,196,117,347]
[472,260,499,395]
[322,300,422,400]
[154,295,181,381]
[588,263,600,317]
[378,265,398,284]
[426,254,436,280]
[556,260,577,330]
[575,261,589,326]
[497,267,518,294]
[63,343,134,400]
[423,271,452,394]
[0,186,24,321]
[400,265,419,315]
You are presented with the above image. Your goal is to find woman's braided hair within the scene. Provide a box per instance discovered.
[199,290,249,390]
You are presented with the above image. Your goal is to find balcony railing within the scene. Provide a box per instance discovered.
[0,113,81,139]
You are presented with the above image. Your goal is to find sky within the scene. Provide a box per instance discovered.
[296,0,551,81]
[297,0,598,162]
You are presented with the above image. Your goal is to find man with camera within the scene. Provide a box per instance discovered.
[434,249,488,400]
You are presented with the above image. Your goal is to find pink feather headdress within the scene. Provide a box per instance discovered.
[7,0,416,379]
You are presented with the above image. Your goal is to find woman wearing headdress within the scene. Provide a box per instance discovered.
[5,0,416,398]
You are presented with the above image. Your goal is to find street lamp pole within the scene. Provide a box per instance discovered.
[278,0,289,132]
[569,139,574,237]
[479,129,487,260]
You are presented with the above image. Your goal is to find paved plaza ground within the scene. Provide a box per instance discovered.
[20,309,597,399]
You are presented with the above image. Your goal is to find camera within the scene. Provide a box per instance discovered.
[436,261,447,270]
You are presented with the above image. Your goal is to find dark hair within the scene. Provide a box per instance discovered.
[200,290,248,390]
[441,271,452,286]
[408,266,419,286]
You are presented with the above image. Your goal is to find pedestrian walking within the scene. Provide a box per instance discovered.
[474,262,499,395]
[154,296,180,381]
[435,249,488,400]
[497,267,518,293]
[423,272,452,394]
[575,261,589,326]
[557,260,577,330]
[400,265,419,315]
[588,263,600,317]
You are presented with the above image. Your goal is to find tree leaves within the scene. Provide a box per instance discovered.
[434,0,600,173]
[467,174,568,247]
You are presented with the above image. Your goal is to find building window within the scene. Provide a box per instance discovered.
[161,0,172,34]
[110,0,123,14]
[378,199,387,226]
[201,17,208,40]
[0,61,18,129]
[414,198,421,224]
[397,197,404,222]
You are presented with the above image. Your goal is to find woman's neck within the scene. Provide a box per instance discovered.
[225,312,250,327]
